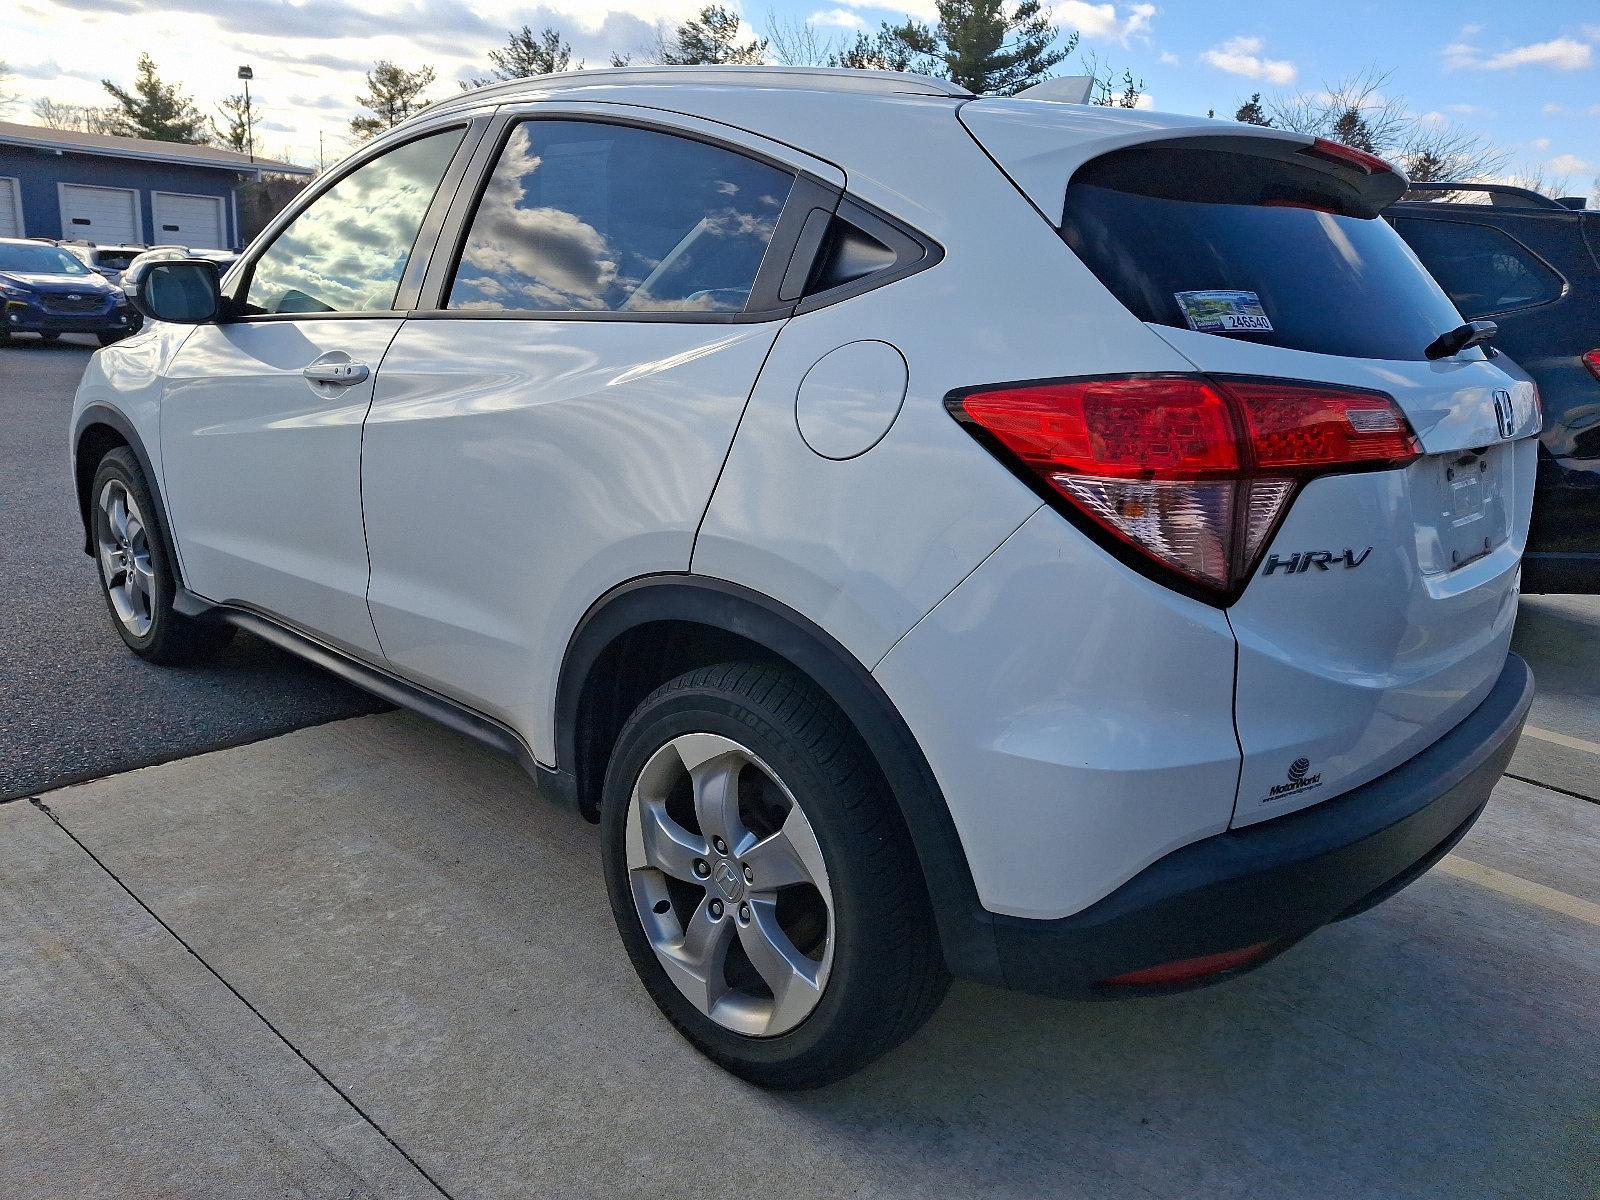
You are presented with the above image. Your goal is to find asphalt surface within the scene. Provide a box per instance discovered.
[0,334,387,802]
[3,713,1595,1199]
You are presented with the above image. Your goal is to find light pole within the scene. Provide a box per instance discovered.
[237,65,254,162]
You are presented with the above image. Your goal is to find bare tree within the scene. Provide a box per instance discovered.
[1080,50,1143,108]
[765,9,839,67]
[31,97,120,134]
[0,61,18,114]
[1260,68,1505,183]
[1399,123,1508,183]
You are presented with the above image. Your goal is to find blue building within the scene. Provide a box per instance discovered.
[0,121,311,251]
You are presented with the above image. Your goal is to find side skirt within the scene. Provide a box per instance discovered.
[187,592,579,807]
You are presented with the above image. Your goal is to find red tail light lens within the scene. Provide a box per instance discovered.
[1583,349,1600,383]
[948,374,1420,602]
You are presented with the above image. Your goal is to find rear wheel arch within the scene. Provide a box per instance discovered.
[555,574,1003,984]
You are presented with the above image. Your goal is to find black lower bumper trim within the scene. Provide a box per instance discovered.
[989,653,1534,997]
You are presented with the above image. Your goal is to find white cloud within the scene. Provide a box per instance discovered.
[1445,36,1594,71]
[1132,91,1154,109]
[1591,104,1600,116]
[1445,102,1483,115]
[1532,137,1551,150]
[1543,102,1565,114]
[1158,50,1180,66]
[1418,111,1447,127]
[1201,35,1296,85]
[820,0,938,19]
[1549,153,1592,175]
[809,7,864,29]
[1050,2,1156,45]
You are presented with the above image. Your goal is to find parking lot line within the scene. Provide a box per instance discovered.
[1438,854,1600,928]
[1522,725,1600,757]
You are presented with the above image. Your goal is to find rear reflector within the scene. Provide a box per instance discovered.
[1101,941,1273,987]
[1584,349,1600,383]
[949,374,1420,601]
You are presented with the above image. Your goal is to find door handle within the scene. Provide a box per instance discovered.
[303,361,370,386]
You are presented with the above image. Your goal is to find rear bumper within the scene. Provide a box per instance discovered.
[986,652,1533,997]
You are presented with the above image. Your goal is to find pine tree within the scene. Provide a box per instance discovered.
[1234,93,1271,126]
[101,54,210,144]
[852,0,1074,96]
[830,29,918,73]
[214,92,262,154]
[662,5,767,66]
[350,61,437,140]
[466,26,578,89]
[1331,106,1376,152]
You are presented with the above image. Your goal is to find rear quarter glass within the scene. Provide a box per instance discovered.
[1061,144,1464,362]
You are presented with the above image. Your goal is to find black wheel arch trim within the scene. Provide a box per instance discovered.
[556,573,1004,985]
[72,403,185,589]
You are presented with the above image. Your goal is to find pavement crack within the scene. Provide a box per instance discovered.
[26,797,458,1200]
[1502,772,1598,806]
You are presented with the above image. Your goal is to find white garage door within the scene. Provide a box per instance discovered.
[60,184,140,244]
[152,191,226,249]
[0,178,21,238]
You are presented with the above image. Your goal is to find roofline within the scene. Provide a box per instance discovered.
[1398,180,1566,211]
[412,64,973,125]
[0,129,312,177]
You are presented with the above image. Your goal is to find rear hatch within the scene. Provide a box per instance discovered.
[964,108,1540,826]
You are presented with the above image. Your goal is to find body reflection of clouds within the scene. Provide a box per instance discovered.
[448,121,792,316]
[248,130,463,315]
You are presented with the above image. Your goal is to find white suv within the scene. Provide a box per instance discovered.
[72,67,1537,1087]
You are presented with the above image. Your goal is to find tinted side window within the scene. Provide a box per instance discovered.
[447,120,794,314]
[1390,218,1564,316]
[244,129,463,315]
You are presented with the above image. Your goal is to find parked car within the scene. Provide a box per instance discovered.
[122,245,239,283]
[57,241,151,284]
[1387,182,1600,593]
[0,236,140,345]
[71,67,1536,1087]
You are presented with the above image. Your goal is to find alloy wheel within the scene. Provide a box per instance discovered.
[96,479,155,638]
[625,732,835,1037]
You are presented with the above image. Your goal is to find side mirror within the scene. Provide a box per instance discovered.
[126,259,222,324]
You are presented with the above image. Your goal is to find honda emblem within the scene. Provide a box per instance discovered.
[1492,389,1516,440]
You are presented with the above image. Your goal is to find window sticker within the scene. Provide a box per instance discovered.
[1174,289,1274,334]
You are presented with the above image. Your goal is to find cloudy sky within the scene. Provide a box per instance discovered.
[2,0,1595,189]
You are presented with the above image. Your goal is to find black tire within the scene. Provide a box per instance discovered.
[601,662,948,1088]
[39,332,61,343]
[89,447,235,664]
[97,331,127,347]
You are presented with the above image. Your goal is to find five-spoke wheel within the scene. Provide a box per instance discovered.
[602,662,948,1088]
[626,732,834,1037]
[95,478,156,638]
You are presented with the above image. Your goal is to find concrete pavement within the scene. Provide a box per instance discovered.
[3,711,1595,1200]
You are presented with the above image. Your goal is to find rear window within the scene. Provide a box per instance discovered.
[1060,143,1465,361]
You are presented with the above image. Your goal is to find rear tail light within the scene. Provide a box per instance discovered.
[1583,349,1600,383]
[948,374,1420,602]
